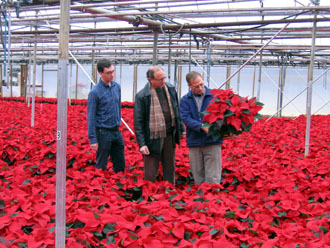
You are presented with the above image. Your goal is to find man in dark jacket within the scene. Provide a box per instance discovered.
[134,66,185,184]
[180,71,223,185]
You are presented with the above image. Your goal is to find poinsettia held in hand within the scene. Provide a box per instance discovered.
[202,88,264,140]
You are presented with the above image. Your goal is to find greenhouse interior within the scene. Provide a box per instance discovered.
[1,0,330,247]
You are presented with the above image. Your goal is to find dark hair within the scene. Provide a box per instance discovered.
[97,59,112,73]
[186,71,202,84]
[146,66,163,79]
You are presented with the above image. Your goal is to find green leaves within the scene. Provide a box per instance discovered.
[21,225,33,234]
[21,178,31,186]
[225,210,236,219]
[241,109,251,114]
[319,226,329,234]
[209,228,219,236]
[0,199,5,209]
[152,215,164,221]
[106,236,116,244]
[66,222,85,229]
[93,212,100,219]
[224,100,232,106]
[103,223,116,234]
[277,212,287,218]
[241,121,251,132]
[169,193,178,201]
[224,110,235,118]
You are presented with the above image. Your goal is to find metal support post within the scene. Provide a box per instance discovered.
[206,41,211,87]
[55,0,70,247]
[133,64,138,102]
[257,52,263,101]
[305,9,318,157]
[152,29,158,65]
[31,33,37,127]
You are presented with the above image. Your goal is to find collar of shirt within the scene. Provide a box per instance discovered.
[100,79,112,88]
[194,92,205,97]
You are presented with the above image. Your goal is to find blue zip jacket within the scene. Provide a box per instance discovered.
[87,79,122,144]
[180,86,223,147]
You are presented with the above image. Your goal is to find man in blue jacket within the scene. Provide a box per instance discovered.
[180,71,223,185]
[87,59,125,172]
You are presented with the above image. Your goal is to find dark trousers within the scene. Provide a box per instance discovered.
[143,135,175,184]
[96,128,125,172]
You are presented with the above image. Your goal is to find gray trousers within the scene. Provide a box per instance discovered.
[189,144,222,185]
[143,135,175,184]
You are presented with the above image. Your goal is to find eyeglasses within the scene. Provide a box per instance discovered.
[191,82,204,89]
[152,77,166,83]
[103,70,115,75]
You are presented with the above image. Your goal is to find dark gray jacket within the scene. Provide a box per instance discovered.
[134,82,185,158]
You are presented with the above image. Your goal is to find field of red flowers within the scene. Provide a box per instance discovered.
[0,97,330,248]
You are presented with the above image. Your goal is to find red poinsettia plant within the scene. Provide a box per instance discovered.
[1,97,330,247]
[202,88,264,140]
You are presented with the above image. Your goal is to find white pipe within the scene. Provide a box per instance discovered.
[266,66,330,121]
[313,99,330,115]
[219,20,292,89]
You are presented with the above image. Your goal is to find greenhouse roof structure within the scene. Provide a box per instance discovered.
[1,0,330,67]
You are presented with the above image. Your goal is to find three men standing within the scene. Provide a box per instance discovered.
[87,61,222,186]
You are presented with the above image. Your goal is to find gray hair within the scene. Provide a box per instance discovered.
[146,66,163,79]
[186,71,202,84]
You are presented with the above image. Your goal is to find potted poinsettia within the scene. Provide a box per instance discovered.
[202,88,263,140]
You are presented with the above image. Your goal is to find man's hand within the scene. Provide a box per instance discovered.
[180,132,186,139]
[90,143,99,151]
[139,145,150,155]
[201,126,209,134]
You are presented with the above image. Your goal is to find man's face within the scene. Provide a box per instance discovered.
[100,65,115,84]
[149,70,166,89]
[189,76,205,95]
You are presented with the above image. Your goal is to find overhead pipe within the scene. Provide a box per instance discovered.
[219,20,293,89]
[3,43,330,52]
[71,4,250,44]
[10,18,330,35]
[13,5,330,23]
[19,0,255,13]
